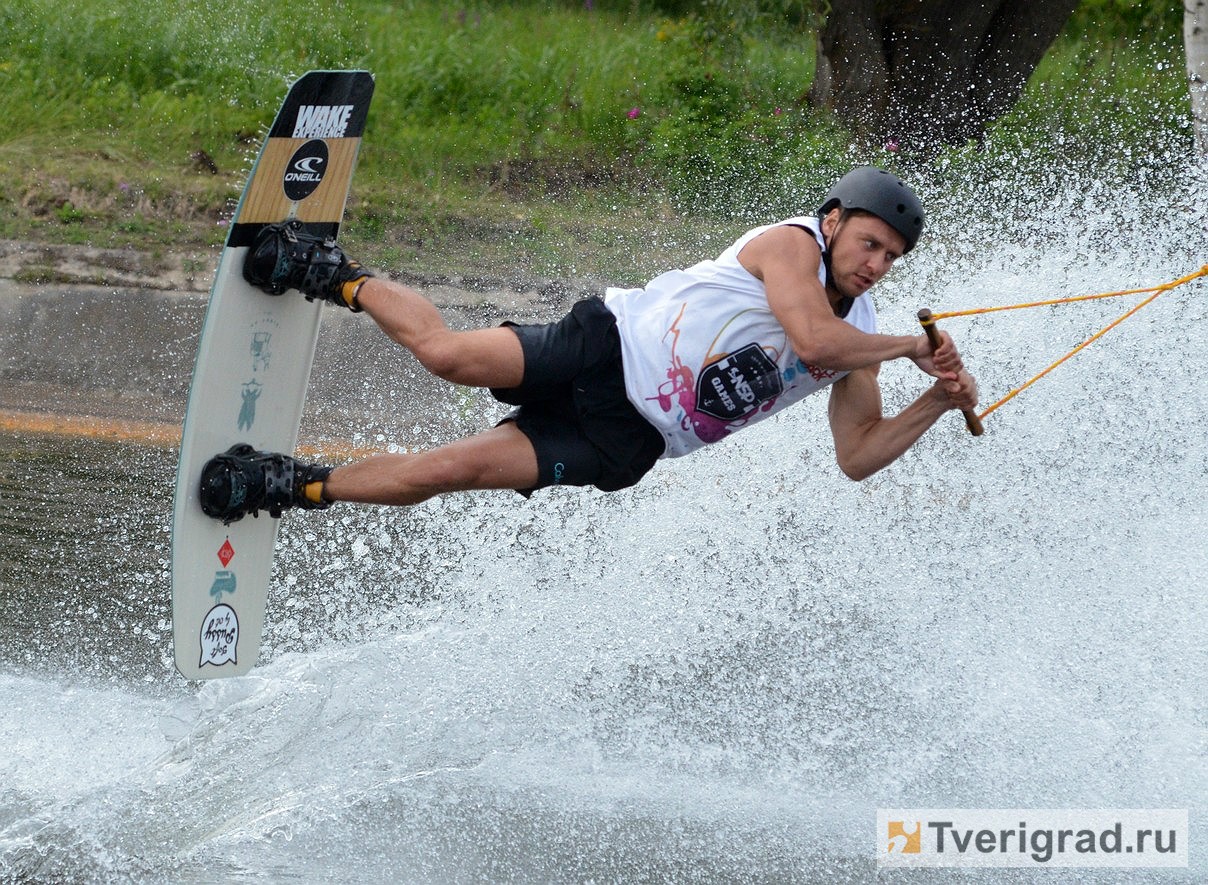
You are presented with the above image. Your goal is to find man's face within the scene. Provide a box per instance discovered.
[821,209,907,299]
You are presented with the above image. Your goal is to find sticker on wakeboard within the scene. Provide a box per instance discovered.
[199,603,240,668]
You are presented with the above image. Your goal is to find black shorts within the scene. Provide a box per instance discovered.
[490,297,665,494]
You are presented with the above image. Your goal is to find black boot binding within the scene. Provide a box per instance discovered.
[199,444,333,524]
[243,219,372,310]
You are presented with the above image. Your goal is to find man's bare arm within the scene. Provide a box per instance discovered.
[828,364,980,481]
[739,225,927,372]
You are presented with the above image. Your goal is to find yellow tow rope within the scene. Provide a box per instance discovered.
[918,265,1208,436]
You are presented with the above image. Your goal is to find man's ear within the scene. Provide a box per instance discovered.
[821,207,842,238]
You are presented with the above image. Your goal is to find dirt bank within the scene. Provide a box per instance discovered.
[0,240,599,440]
[0,237,605,309]
[0,239,213,293]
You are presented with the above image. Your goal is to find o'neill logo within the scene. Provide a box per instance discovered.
[293,104,354,138]
[282,139,328,201]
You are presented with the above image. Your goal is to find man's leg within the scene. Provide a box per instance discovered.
[354,278,525,390]
[324,421,538,506]
[199,423,539,522]
[243,222,526,391]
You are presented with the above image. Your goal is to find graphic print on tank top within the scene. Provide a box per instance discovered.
[695,342,783,421]
[605,216,877,458]
[652,304,791,446]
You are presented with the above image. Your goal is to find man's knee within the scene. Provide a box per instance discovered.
[412,335,463,382]
[408,425,537,496]
[413,328,524,389]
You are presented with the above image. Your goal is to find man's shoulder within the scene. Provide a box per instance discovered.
[739,220,823,275]
[741,217,823,257]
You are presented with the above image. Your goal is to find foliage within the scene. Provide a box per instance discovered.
[975,0,1191,179]
[0,0,1194,278]
[1063,0,1183,42]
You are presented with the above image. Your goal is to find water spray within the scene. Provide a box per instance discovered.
[920,264,1208,430]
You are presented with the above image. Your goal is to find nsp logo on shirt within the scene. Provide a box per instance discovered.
[695,343,783,422]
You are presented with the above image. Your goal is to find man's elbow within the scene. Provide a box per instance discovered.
[795,338,842,370]
[835,454,878,482]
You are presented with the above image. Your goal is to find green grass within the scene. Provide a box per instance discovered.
[0,0,1194,283]
[980,20,1190,172]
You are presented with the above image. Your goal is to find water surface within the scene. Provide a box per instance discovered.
[1,161,1205,882]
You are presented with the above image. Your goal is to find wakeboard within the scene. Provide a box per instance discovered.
[171,70,374,680]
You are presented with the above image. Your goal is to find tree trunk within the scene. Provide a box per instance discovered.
[809,0,1079,153]
[1188,0,1208,156]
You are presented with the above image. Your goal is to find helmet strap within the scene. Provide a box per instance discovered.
[821,212,855,319]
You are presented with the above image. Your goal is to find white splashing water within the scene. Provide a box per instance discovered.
[2,157,1206,882]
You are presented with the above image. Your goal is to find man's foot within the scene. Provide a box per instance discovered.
[199,444,334,524]
[242,219,372,311]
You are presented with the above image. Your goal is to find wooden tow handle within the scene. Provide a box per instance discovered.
[918,308,984,437]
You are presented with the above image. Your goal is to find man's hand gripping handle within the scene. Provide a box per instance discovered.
[918,308,984,437]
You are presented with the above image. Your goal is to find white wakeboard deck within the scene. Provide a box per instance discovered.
[171,71,374,680]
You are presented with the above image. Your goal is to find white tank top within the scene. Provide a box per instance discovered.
[604,216,877,458]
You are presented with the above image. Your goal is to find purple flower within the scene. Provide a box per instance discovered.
[627,107,641,119]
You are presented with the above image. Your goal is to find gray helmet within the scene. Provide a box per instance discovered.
[818,166,925,252]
